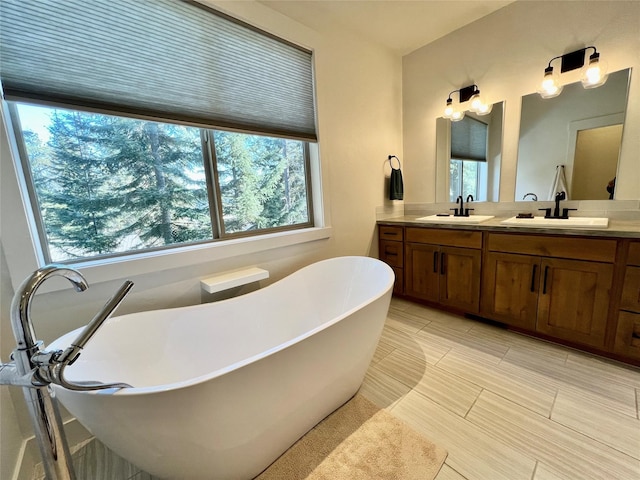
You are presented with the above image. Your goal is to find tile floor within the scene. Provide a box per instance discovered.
[361,298,640,480]
[36,298,640,479]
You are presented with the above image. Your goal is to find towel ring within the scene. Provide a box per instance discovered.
[387,155,401,170]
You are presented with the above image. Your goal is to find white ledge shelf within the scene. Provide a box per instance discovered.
[200,267,269,294]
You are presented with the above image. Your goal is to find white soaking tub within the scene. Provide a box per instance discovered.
[49,256,394,480]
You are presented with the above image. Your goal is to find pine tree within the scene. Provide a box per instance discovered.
[27,109,212,260]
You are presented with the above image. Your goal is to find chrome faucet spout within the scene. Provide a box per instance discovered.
[11,264,88,352]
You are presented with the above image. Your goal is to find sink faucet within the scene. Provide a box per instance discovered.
[538,191,577,219]
[465,195,474,216]
[451,195,472,217]
[553,191,566,218]
[1,264,134,480]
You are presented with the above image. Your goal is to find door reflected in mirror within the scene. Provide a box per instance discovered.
[435,101,504,203]
[515,68,630,201]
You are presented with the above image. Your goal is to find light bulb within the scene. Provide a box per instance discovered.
[443,100,454,119]
[475,102,493,115]
[581,53,608,88]
[538,67,562,99]
[469,93,483,112]
[450,109,465,122]
[444,105,454,118]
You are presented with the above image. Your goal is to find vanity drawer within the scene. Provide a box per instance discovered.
[621,266,640,313]
[628,242,640,266]
[487,233,617,263]
[379,225,403,242]
[406,228,482,249]
[379,240,403,267]
[613,311,640,360]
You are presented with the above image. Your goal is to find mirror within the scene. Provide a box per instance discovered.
[436,101,504,203]
[515,68,631,201]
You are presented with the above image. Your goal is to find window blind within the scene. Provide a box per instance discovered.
[0,0,317,141]
[451,116,487,162]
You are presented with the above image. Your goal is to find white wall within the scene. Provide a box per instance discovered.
[403,0,640,204]
[0,1,402,477]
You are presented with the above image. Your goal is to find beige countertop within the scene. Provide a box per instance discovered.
[378,215,640,239]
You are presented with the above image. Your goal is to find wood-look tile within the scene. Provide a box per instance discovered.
[437,348,556,416]
[371,339,395,365]
[380,324,428,358]
[404,304,476,333]
[435,464,468,480]
[532,462,573,480]
[501,346,637,406]
[360,364,412,409]
[51,300,640,480]
[389,297,415,311]
[419,323,510,361]
[375,349,482,417]
[386,307,431,333]
[466,390,640,480]
[564,352,640,388]
[402,328,452,365]
[551,389,640,459]
[391,390,536,480]
[74,440,140,480]
[498,337,570,368]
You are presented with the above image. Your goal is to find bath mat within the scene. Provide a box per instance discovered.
[255,394,448,480]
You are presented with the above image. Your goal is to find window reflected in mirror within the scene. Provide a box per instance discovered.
[436,101,504,203]
[515,68,630,201]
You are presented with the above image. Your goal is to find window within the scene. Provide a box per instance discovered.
[1,0,318,265]
[10,103,312,263]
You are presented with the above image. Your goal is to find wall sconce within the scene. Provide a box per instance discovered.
[443,84,492,122]
[538,46,608,99]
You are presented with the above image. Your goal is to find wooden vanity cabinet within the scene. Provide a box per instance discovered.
[482,233,616,349]
[613,241,640,359]
[405,228,482,312]
[378,225,404,295]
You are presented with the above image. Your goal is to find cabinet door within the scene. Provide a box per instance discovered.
[439,246,482,312]
[613,311,640,360]
[620,266,640,313]
[481,252,539,329]
[405,243,439,302]
[379,239,403,268]
[536,258,613,348]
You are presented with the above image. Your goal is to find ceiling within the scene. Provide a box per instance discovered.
[259,0,515,56]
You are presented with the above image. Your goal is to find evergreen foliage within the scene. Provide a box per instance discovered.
[18,105,310,262]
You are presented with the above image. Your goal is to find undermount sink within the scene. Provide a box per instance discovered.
[416,214,495,224]
[500,216,609,229]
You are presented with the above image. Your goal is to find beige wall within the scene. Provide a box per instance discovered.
[403,0,640,203]
[0,1,402,477]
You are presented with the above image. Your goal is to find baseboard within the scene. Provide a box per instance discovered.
[12,418,92,480]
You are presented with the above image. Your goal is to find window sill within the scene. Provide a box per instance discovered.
[8,227,332,294]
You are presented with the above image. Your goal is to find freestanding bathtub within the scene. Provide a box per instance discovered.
[49,256,394,480]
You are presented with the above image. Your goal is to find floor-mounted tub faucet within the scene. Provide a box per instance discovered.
[523,192,538,201]
[1,264,134,480]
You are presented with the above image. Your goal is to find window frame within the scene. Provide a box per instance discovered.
[7,99,316,265]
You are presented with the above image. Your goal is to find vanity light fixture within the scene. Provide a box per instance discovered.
[443,84,492,122]
[538,46,608,99]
